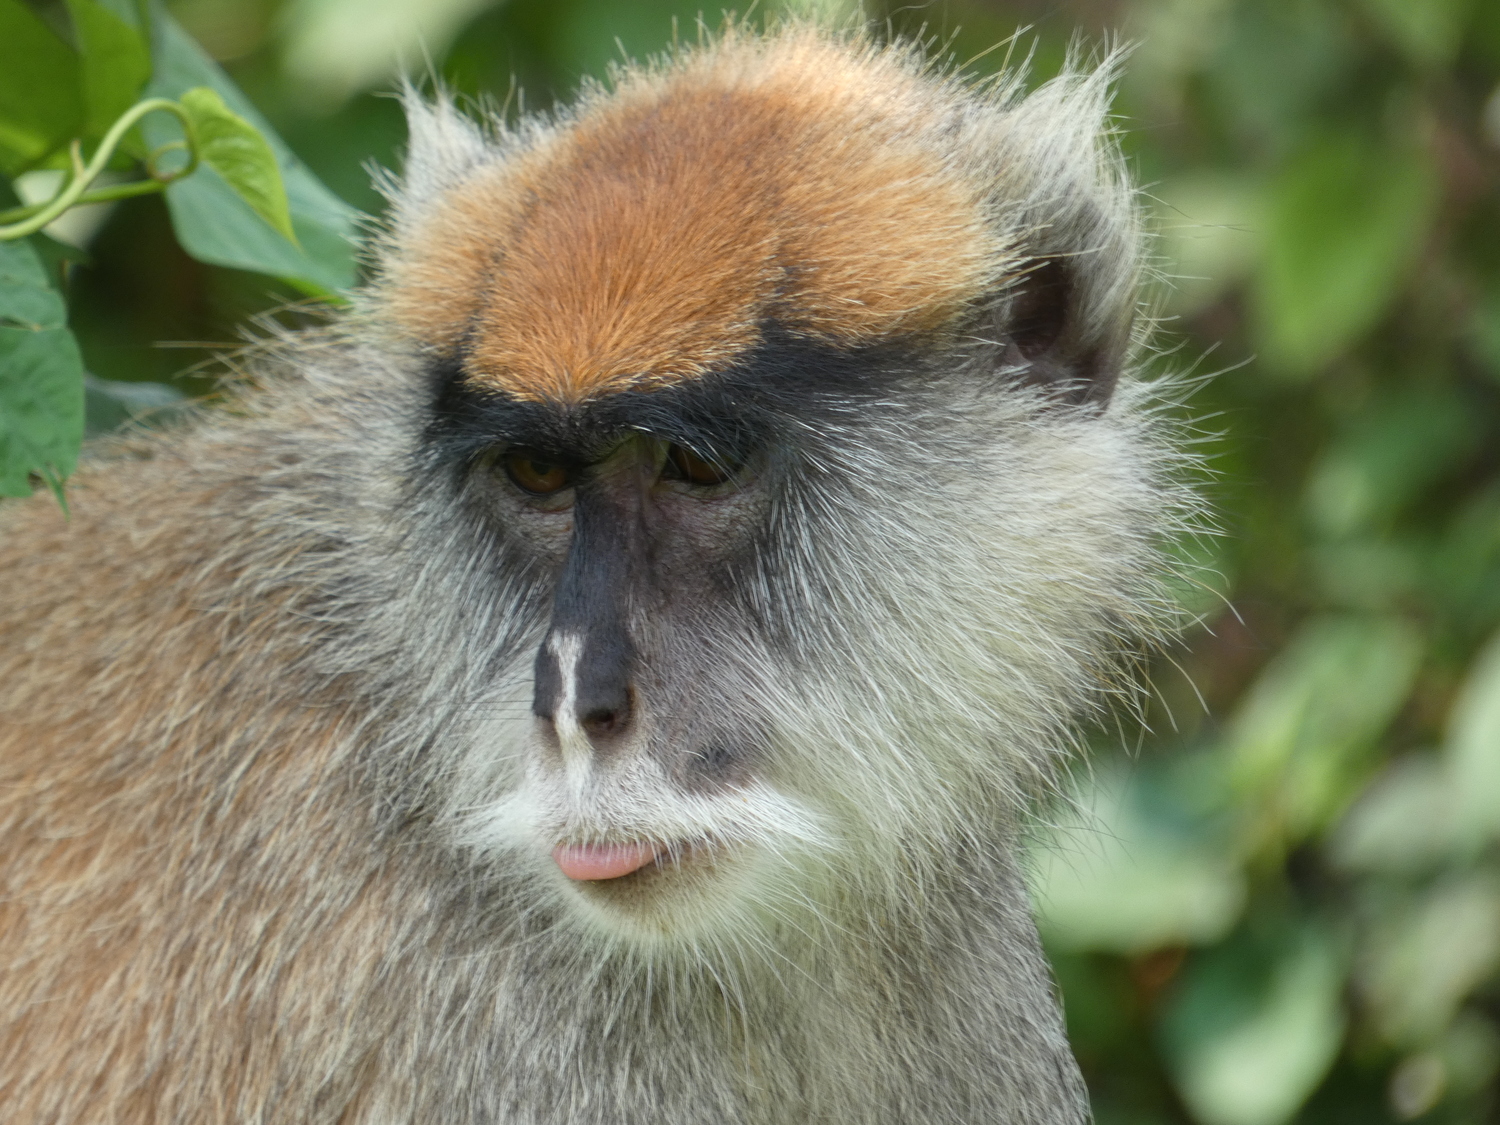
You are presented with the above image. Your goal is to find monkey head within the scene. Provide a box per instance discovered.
[355,27,1173,948]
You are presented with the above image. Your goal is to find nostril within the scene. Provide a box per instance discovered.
[580,703,630,740]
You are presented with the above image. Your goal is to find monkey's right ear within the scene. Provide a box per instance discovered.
[990,255,1128,409]
[389,89,492,223]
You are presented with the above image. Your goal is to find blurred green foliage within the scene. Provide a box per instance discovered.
[0,0,357,492]
[3,0,1499,1121]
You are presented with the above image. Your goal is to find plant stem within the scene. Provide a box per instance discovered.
[0,179,171,225]
[0,99,199,241]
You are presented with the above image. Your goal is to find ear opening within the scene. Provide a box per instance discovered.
[992,257,1123,408]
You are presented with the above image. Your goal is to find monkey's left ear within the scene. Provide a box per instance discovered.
[989,254,1130,409]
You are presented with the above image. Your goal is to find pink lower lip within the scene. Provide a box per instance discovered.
[553,841,663,881]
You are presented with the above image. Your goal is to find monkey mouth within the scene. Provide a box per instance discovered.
[551,838,723,882]
[553,840,664,881]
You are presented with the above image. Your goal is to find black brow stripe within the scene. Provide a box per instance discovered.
[420,323,926,483]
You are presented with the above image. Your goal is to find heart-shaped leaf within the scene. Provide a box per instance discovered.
[179,86,297,246]
[145,15,359,296]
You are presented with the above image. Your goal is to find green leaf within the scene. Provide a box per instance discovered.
[1254,135,1439,377]
[1333,627,1500,872]
[0,0,85,175]
[1033,761,1246,954]
[1360,874,1500,1046]
[0,237,85,500]
[1228,615,1423,839]
[65,0,152,141]
[1162,922,1346,1125]
[1303,386,1478,539]
[179,86,297,246]
[1330,754,1463,875]
[1447,629,1500,842]
[142,14,359,295]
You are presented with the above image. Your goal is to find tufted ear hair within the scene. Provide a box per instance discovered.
[989,252,1131,408]
[384,87,492,231]
[966,53,1141,409]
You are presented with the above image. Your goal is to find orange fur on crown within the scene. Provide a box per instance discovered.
[386,31,1006,402]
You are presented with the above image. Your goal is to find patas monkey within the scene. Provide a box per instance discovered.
[0,23,1185,1124]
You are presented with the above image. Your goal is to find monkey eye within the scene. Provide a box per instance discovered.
[662,443,739,488]
[502,450,571,496]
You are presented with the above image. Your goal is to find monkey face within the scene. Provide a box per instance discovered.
[420,339,854,943]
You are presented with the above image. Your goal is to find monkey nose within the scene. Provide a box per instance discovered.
[533,631,636,749]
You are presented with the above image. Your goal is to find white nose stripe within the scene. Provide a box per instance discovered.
[547,632,592,784]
